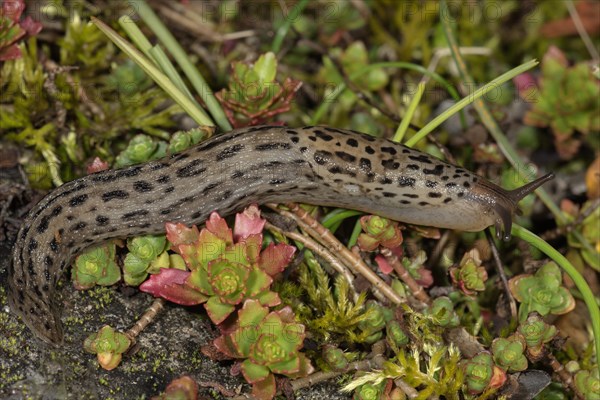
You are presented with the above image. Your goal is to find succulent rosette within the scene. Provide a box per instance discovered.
[214,300,313,400]
[517,313,557,360]
[83,325,131,371]
[449,249,488,296]
[73,243,121,290]
[140,206,295,325]
[508,261,575,321]
[462,352,506,395]
[357,215,403,251]
[491,334,528,373]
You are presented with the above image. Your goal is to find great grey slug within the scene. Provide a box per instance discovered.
[8,125,553,345]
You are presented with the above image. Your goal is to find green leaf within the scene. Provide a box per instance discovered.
[205,296,235,325]
[246,269,272,297]
[254,52,277,84]
[241,359,271,383]
[268,355,300,375]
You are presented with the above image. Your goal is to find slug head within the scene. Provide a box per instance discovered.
[472,173,554,241]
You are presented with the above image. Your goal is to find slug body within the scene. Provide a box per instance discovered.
[8,125,553,344]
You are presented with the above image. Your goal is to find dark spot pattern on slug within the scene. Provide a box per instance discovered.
[407,164,420,171]
[28,239,38,252]
[133,181,154,192]
[400,200,411,204]
[444,197,452,203]
[365,146,375,154]
[408,154,432,163]
[425,180,437,188]
[359,158,372,171]
[291,136,300,144]
[150,163,169,171]
[71,221,87,231]
[403,193,418,198]
[156,175,170,184]
[382,159,400,170]
[380,177,393,184]
[419,201,430,206]
[91,174,119,183]
[164,186,175,193]
[231,171,244,179]
[216,144,244,161]
[314,130,333,141]
[335,151,356,163]
[398,177,416,187]
[123,210,150,220]
[423,165,444,176]
[346,138,358,147]
[259,161,283,169]
[381,147,397,155]
[382,192,397,198]
[255,143,291,151]
[44,256,53,267]
[314,150,333,165]
[102,190,129,202]
[446,182,458,188]
[269,179,286,185]
[428,192,442,198]
[202,182,220,195]
[176,159,206,178]
[96,215,109,226]
[69,194,88,207]
[463,182,471,188]
[49,238,59,252]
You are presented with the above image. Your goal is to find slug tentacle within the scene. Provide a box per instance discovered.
[472,172,555,240]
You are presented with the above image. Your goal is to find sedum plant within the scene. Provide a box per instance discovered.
[0,0,42,61]
[491,333,528,373]
[73,243,121,290]
[151,376,198,400]
[213,300,313,400]
[139,206,295,324]
[83,325,131,370]
[520,46,600,159]
[123,234,168,286]
[508,261,576,322]
[449,249,488,296]
[461,352,506,395]
[427,296,460,328]
[216,52,302,128]
[357,215,403,251]
[517,313,557,360]
[574,369,600,399]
